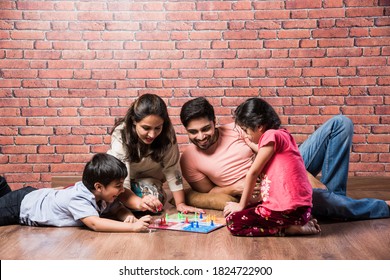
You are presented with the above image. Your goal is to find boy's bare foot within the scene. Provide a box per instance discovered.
[284,219,321,236]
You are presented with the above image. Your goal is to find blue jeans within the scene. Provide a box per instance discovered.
[0,186,36,226]
[299,115,390,220]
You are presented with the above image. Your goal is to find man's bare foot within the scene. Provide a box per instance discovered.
[386,200,390,207]
[284,219,321,236]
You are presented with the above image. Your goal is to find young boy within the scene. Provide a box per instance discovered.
[0,153,151,232]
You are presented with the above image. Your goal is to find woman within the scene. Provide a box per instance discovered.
[108,94,203,214]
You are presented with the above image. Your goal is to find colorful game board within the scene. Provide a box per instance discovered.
[149,212,225,234]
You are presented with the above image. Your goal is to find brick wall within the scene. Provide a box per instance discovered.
[0,0,389,189]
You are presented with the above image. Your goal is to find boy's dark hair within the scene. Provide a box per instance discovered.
[180,97,216,128]
[234,98,281,131]
[82,153,128,191]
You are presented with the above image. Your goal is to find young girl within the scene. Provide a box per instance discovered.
[108,94,203,214]
[223,98,321,236]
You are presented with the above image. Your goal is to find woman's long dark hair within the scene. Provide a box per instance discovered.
[111,94,177,164]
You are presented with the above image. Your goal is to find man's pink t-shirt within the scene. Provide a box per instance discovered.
[180,123,254,187]
[258,129,312,211]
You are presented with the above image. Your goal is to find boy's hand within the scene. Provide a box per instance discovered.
[138,215,152,223]
[129,215,152,232]
[139,195,163,213]
[124,215,151,224]
[123,215,137,223]
[130,220,149,232]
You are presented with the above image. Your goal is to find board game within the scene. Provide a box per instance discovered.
[149,212,225,234]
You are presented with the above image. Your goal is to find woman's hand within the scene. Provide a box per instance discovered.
[139,195,163,213]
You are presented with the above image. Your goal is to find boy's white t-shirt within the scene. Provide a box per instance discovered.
[19,181,108,227]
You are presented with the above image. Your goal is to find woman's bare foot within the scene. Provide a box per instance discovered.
[284,219,321,236]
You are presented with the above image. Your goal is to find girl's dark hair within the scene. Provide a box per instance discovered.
[234,98,281,131]
[180,97,215,127]
[82,153,128,191]
[111,93,176,163]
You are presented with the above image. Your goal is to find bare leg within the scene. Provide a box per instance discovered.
[284,218,321,236]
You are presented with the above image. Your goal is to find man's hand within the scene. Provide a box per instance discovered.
[176,202,205,214]
[307,172,327,190]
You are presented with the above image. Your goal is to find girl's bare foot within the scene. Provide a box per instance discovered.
[284,219,321,236]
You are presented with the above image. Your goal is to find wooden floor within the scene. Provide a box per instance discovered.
[0,177,389,260]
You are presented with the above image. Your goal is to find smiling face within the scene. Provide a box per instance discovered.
[134,114,164,145]
[97,179,125,204]
[184,117,218,150]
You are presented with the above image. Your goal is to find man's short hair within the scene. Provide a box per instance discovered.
[180,97,215,127]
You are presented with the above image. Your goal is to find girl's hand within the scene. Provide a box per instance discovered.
[176,202,205,214]
[139,195,163,213]
[223,202,244,217]
[244,136,258,152]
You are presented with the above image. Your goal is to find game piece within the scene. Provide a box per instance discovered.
[199,213,203,219]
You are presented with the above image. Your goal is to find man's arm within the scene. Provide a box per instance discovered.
[188,177,247,197]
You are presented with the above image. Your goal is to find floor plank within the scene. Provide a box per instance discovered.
[0,177,389,260]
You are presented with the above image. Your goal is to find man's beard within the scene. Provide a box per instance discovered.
[190,129,219,150]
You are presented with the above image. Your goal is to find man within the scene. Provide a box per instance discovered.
[179,97,390,220]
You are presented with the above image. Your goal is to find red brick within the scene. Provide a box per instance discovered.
[20,127,53,135]
[51,163,85,173]
[308,8,345,18]
[225,88,259,96]
[14,136,48,145]
[1,2,389,184]
[250,78,285,87]
[2,145,37,154]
